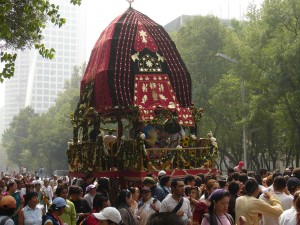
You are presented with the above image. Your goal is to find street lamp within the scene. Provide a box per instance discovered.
[216,53,247,169]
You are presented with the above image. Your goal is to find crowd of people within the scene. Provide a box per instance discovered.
[0,164,300,225]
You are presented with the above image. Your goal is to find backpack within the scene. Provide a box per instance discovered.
[203,212,234,225]
[0,217,10,225]
[42,214,60,225]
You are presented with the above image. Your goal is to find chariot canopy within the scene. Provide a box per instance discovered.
[80,7,194,126]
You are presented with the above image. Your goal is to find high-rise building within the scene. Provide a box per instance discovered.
[0,106,4,138]
[3,0,86,130]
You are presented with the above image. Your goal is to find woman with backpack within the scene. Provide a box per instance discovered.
[43,197,69,225]
[201,189,233,225]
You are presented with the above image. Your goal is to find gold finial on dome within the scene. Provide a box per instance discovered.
[127,0,134,8]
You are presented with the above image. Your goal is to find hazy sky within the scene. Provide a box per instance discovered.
[0,0,264,107]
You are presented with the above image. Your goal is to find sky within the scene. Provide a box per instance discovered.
[0,0,264,107]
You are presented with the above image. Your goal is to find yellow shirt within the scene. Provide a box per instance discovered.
[235,195,283,225]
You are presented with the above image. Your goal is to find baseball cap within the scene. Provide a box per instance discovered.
[93,207,122,224]
[86,184,96,192]
[0,196,16,209]
[52,197,69,209]
[158,170,166,177]
[239,161,244,166]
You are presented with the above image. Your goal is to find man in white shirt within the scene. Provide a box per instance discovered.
[137,187,161,225]
[259,176,293,225]
[160,179,192,225]
[279,190,300,225]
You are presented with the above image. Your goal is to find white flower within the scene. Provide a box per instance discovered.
[191,135,197,140]
[140,133,146,140]
[176,145,183,149]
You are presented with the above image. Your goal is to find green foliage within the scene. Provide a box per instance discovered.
[1,64,83,174]
[0,0,81,81]
[172,3,300,169]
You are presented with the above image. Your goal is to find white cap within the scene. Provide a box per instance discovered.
[93,207,122,224]
[158,170,166,177]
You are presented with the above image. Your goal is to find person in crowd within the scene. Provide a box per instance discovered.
[0,195,16,225]
[201,189,234,225]
[259,175,293,225]
[31,176,41,186]
[159,175,171,197]
[83,193,111,225]
[279,190,300,225]
[16,179,25,197]
[259,169,269,180]
[6,180,23,224]
[69,186,91,225]
[146,212,184,225]
[234,161,244,173]
[117,189,138,225]
[253,174,267,193]
[128,187,140,216]
[53,179,63,195]
[199,179,219,200]
[263,175,293,210]
[235,179,283,225]
[137,187,161,225]
[227,168,234,177]
[194,176,203,189]
[23,184,35,206]
[80,175,94,196]
[34,183,46,211]
[43,197,69,225]
[97,178,110,199]
[0,179,7,193]
[184,175,196,187]
[42,179,53,205]
[157,171,166,184]
[230,173,240,183]
[185,186,199,213]
[193,179,219,225]
[93,207,122,225]
[227,181,240,224]
[19,192,43,225]
[292,167,300,180]
[267,171,282,192]
[49,176,58,191]
[264,175,273,189]
[217,176,228,190]
[55,186,77,225]
[287,177,300,196]
[142,177,165,202]
[84,185,97,211]
[160,179,192,225]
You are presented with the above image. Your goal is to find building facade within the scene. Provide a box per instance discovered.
[2,0,86,130]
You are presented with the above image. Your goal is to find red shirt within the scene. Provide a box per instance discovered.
[193,201,209,223]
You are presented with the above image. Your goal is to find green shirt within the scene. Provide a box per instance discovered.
[59,199,77,225]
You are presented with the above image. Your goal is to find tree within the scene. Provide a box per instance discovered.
[0,0,81,82]
[2,107,38,167]
[1,63,83,174]
[237,0,300,168]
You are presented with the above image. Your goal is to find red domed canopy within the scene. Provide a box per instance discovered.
[81,7,194,125]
